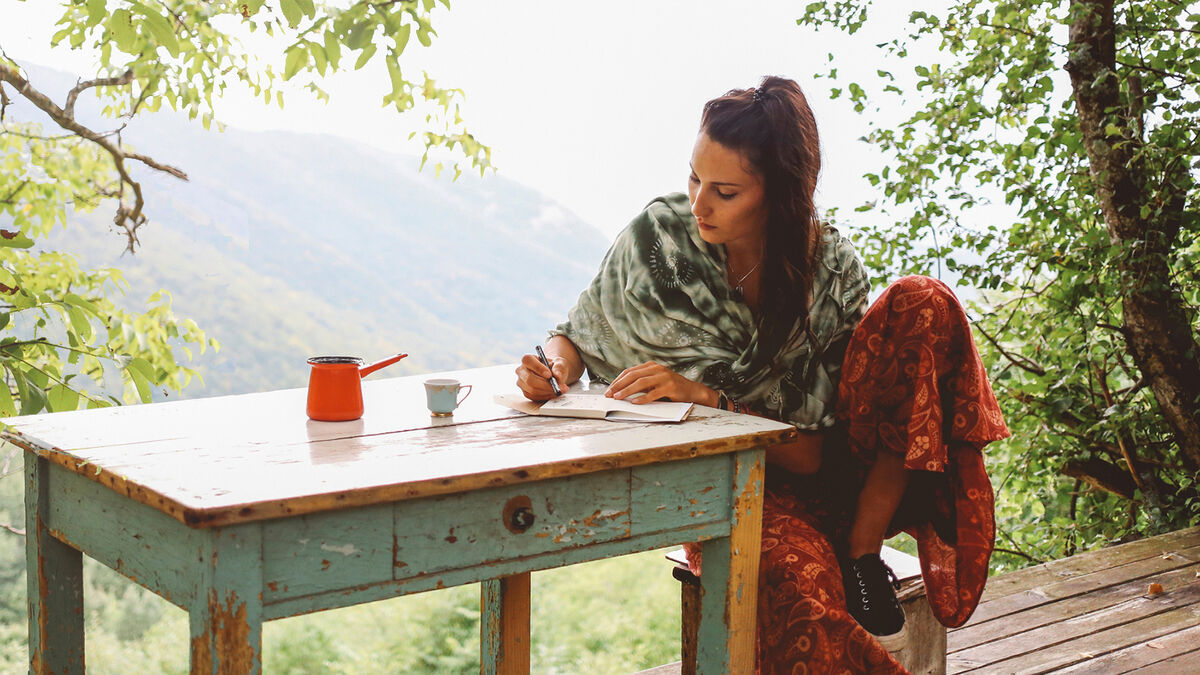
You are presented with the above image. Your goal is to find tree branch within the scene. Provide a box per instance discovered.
[0,61,189,253]
[64,70,134,119]
[981,23,1069,50]
[1115,59,1200,84]
[1062,457,1137,499]
[974,322,1047,376]
[994,546,1045,564]
[1,178,30,205]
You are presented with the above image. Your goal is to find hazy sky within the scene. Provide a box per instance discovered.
[1,1,921,238]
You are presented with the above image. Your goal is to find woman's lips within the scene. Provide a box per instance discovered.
[697,220,715,231]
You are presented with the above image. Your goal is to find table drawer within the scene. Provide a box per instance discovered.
[262,504,393,603]
[394,468,631,579]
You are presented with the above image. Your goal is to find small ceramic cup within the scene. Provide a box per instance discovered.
[424,378,472,417]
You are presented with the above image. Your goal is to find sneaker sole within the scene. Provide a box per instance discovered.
[875,624,908,653]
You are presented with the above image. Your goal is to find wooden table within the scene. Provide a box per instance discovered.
[5,364,794,674]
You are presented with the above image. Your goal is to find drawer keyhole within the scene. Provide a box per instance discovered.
[510,507,536,533]
[502,495,535,534]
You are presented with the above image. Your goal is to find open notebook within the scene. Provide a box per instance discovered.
[493,390,693,423]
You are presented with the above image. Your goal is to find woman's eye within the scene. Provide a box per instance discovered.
[688,174,700,184]
[717,191,736,200]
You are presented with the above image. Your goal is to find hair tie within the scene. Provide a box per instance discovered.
[752,87,764,103]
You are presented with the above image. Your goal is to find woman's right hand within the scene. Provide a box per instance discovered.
[516,353,570,401]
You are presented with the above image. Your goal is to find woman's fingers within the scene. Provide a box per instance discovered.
[608,362,678,402]
[522,353,553,379]
[516,354,556,400]
[605,362,655,397]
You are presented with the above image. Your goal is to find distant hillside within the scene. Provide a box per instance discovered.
[20,66,613,398]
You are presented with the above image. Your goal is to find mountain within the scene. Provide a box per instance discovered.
[17,65,614,398]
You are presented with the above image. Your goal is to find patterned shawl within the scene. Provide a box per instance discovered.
[552,193,869,430]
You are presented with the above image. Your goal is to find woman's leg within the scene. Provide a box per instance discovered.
[847,451,910,558]
[838,275,972,637]
[685,481,907,674]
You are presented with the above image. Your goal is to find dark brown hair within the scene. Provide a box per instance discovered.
[701,75,823,371]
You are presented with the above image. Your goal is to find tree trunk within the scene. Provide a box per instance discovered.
[1066,0,1200,471]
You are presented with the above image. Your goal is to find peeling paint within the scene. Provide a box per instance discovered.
[319,542,361,556]
[191,589,260,673]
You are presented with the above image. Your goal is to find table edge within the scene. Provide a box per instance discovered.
[4,424,794,529]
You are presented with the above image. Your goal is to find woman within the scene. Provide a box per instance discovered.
[515,76,1009,673]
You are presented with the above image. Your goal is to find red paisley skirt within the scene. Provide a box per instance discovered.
[686,275,1010,674]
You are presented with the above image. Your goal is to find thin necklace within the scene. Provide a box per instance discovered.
[729,259,761,300]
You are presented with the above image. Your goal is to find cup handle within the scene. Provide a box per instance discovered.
[457,384,473,407]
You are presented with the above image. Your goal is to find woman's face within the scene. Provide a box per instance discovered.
[687,132,768,252]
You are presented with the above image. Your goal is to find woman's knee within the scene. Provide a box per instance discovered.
[888,274,956,302]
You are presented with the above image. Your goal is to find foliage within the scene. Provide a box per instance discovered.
[0,0,492,417]
[799,1,1200,566]
[0,118,212,413]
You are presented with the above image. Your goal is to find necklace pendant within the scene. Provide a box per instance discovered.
[732,285,744,301]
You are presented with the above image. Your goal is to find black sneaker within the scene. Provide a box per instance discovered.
[843,553,907,647]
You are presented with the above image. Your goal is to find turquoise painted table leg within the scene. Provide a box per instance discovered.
[697,450,764,675]
[26,454,85,674]
[481,572,531,675]
[190,524,264,674]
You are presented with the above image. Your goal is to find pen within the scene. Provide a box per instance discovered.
[535,345,563,397]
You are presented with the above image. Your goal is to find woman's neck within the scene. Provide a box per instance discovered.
[725,239,763,276]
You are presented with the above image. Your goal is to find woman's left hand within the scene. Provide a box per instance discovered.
[605,361,717,406]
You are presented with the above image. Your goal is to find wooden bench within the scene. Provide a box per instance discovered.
[641,545,947,674]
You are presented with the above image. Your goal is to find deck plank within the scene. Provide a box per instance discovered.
[950,557,1200,648]
[948,526,1200,674]
[1053,622,1200,673]
[1131,647,1200,674]
[977,527,1200,602]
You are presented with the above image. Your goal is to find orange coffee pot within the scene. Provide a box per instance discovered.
[306,353,407,421]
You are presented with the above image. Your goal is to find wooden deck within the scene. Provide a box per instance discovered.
[948,525,1200,674]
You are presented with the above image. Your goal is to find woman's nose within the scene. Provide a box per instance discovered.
[691,189,711,218]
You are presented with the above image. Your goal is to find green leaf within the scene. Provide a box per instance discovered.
[284,45,308,80]
[0,312,8,331]
[308,40,327,74]
[67,306,93,342]
[47,384,80,413]
[395,23,412,54]
[346,20,372,50]
[64,293,101,315]
[0,373,15,417]
[0,231,35,248]
[13,370,46,416]
[86,0,107,27]
[295,0,315,16]
[124,356,155,404]
[138,8,180,57]
[280,0,302,27]
[108,9,136,52]
[354,43,377,70]
[240,0,266,15]
[0,266,18,290]
[323,31,341,69]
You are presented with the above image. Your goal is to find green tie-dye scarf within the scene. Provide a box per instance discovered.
[552,193,870,431]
